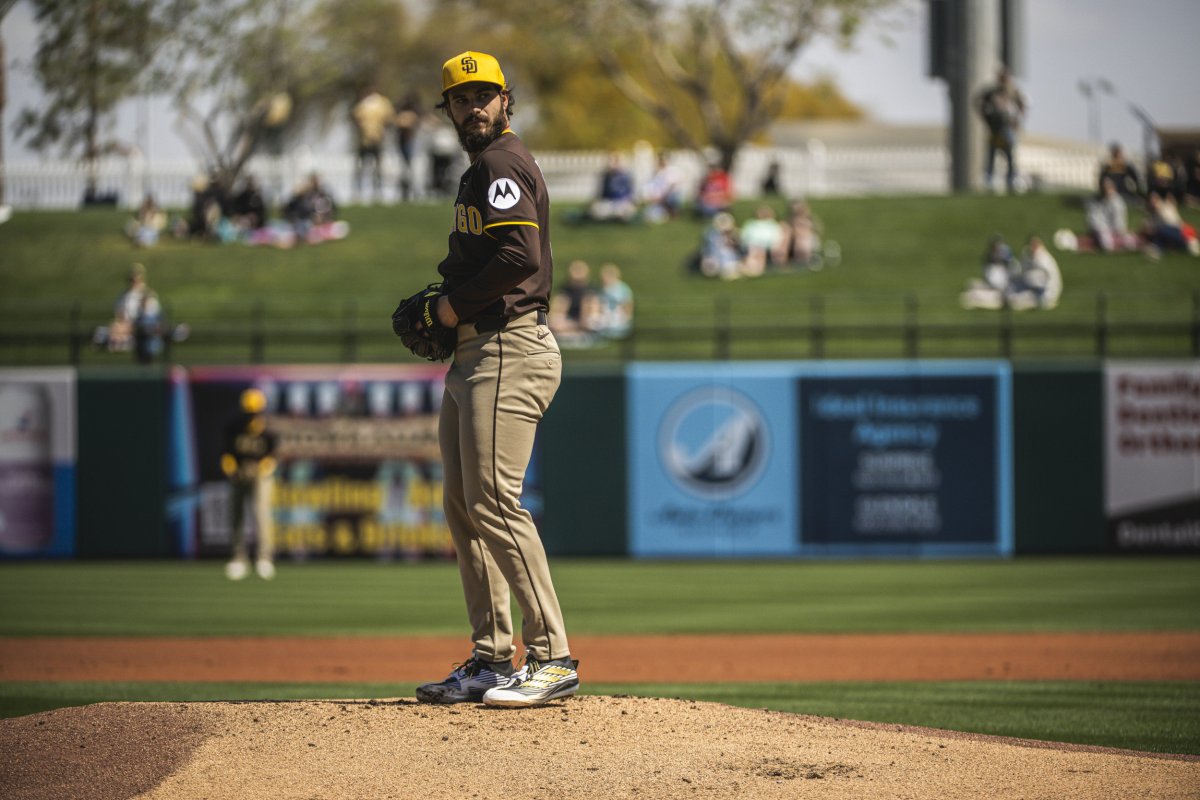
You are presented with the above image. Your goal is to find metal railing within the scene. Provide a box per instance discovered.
[2,291,1197,366]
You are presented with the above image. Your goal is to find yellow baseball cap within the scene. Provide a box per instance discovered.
[442,51,506,94]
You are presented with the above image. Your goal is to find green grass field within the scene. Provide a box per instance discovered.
[2,559,1198,754]
[3,559,1199,636]
[2,193,1198,364]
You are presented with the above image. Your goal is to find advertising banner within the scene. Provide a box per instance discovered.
[1105,361,1200,552]
[0,368,76,558]
[628,363,798,557]
[173,364,488,560]
[627,361,1011,559]
[797,363,1011,556]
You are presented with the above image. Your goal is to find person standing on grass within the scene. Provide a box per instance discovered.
[977,66,1026,193]
[222,388,278,581]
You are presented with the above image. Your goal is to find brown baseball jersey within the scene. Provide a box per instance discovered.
[437,130,552,321]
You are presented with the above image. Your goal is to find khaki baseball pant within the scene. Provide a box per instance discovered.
[231,472,274,562]
[439,311,569,663]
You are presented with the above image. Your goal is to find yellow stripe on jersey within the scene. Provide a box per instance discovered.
[483,220,540,232]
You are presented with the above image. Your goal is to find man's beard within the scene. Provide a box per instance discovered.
[456,113,507,153]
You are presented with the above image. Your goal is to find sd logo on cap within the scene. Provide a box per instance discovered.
[442,51,506,94]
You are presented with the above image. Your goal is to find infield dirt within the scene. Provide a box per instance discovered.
[2,696,1198,800]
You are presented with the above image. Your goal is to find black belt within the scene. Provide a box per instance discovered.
[474,309,548,333]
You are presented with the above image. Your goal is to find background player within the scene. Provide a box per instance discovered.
[413,51,578,707]
[222,387,278,581]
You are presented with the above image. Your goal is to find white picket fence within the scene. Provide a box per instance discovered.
[0,139,1104,211]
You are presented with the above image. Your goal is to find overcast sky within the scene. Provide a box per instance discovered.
[3,0,1199,163]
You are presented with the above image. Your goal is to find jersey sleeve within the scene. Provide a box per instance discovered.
[472,145,540,236]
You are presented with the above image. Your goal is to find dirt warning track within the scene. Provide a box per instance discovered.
[3,632,1199,683]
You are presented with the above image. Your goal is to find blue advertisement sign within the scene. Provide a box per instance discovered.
[798,365,1011,556]
[627,361,1011,559]
[628,363,798,557]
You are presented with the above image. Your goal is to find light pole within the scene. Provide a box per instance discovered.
[1078,76,1115,146]
[1129,104,1158,162]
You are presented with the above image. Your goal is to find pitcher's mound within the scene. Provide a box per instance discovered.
[2,695,1196,800]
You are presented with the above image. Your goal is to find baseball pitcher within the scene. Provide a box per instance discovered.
[395,51,577,707]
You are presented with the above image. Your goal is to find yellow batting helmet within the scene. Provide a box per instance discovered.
[240,388,267,414]
[442,51,506,94]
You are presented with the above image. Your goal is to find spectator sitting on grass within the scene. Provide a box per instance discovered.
[231,175,267,232]
[1006,235,1063,311]
[549,259,596,337]
[1140,192,1200,259]
[1146,156,1183,204]
[1098,143,1141,199]
[641,152,682,224]
[740,204,787,276]
[962,234,1061,311]
[125,194,166,248]
[960,234,1018,310]
[283,174,348,245]
[698,211,745,280]
[180,172,228,241]
[695,162,734,219]
[106,263,164,361]
[1054,178,1140,254]
[590,263,634,338]
[587,152,639,223]
[1185,149,1200,208]
[782,199,823,267]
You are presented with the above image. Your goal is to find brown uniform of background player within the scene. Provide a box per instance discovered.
[414,51,578,707]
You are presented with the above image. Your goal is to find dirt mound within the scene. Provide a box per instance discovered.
[2,696,1196,800]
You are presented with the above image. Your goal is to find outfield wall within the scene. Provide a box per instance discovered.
[2,360,1197,559]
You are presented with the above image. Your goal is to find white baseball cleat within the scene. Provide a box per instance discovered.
[225,559,249,581]
[483,658,579,707]
[255,559,275,580]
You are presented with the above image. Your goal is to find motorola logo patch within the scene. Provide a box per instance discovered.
[488,178,521,209]
[658,387,769,500]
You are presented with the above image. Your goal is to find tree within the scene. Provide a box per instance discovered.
[0,0,18,208]
[15,0,320,191]
[15,0,183,194]
[294,0,424,139]
[458,0,892,169]
[163,0,434,187]
[161,0,316,186]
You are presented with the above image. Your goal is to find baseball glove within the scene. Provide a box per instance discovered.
[392,283,456,362]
